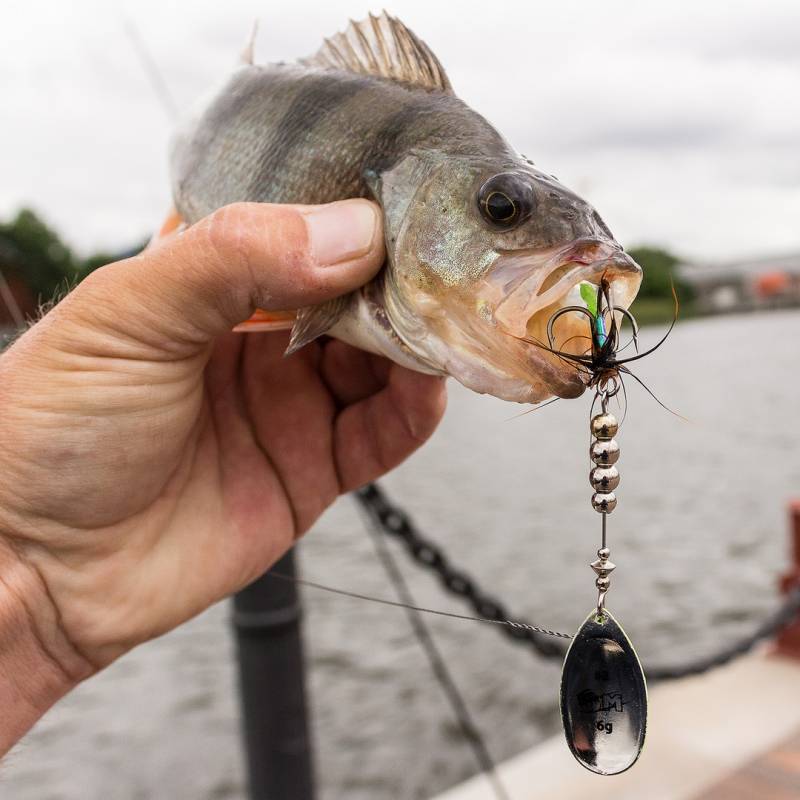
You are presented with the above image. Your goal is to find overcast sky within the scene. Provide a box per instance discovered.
[2,0,799,261]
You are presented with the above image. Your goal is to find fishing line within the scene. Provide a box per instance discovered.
[268,571,572,639]
[122,17,180,123]
[362,507,512,800]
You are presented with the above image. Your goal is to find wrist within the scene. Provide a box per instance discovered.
[0,538,92,756]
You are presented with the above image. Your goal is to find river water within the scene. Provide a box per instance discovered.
[3,310,799,800]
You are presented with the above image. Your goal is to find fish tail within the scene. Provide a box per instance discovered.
[157,208,185,238]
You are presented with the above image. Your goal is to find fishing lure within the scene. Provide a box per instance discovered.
[549,280,650,775]
[282,282,671,780]
[268,275,675,783]
[542,275,677,406]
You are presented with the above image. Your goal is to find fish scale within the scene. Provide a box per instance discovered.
[176,68,506,215]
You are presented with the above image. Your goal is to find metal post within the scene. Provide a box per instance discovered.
[232,548,315,800]
[776,501,800,659]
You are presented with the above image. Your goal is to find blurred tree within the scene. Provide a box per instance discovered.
[0,209,147,314]
[627,246,694,324]
[0,209,78,300]
[627,246,693,301]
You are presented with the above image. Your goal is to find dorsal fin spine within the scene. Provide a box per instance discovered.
[339,34,362,71]
[322,37,346,71]
[392,21,413,79]
[301,12,453,94]
[352,19,379,73]
[369,13,392,75]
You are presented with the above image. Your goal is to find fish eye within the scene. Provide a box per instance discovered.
[485,191,516,222]
[477,173,534,230]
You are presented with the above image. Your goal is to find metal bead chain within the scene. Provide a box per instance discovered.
[589,404,619,613]
[590,411,619,513]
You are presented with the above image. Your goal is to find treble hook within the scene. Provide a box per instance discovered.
[546,305,595,349]
[615,307,640,352]
[597,283,640,352]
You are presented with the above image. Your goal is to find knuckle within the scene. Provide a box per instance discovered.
[371,439,396,477]
[429,378,448,420]
[200,203,315,304]
[205,203,310,262]
[364,409,397,477]
[202,203,258,270]
[399,377,448,444]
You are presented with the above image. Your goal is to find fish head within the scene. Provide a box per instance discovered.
[374,152,642,403]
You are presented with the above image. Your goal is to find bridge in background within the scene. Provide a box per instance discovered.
[678,252,800,315]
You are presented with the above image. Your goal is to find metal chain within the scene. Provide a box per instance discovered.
[355,483,566,658]
[646,588,800,681]
[354,483,800,681]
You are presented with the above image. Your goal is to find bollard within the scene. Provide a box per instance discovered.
[233,548,315,800]
[775,501,800,659]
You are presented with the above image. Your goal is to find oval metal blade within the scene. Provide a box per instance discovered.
[560,608,647,775]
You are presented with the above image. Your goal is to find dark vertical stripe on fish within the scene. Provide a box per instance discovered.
[363,103,430,174]
[249,75,365,197]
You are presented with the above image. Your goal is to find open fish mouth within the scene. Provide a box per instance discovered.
[486,239,642,362]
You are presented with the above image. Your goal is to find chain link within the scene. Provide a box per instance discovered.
[355,482,800,680]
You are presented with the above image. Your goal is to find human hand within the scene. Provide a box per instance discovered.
[0,200,446,751]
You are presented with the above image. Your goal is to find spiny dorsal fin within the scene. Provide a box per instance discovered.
[240,20,259,65]
[301,12,452,93]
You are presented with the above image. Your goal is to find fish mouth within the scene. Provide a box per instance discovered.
[483,239,642,385]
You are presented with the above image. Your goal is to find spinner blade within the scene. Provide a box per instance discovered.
[560,608,647,775]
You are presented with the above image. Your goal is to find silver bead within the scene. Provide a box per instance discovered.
[591,413,618,440]
[591,492,617,513]
[590,439,620,466]
[595,576,611,590]
[590,466,620,492]
[597,547,611,559]
[591,557,617,577]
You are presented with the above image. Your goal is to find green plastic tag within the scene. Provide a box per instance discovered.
[580,282,598,318]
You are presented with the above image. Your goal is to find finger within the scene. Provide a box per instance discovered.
[333,368,447,491]
[240,332,340,530]
[69,199,384,355]
[320,340,391,406]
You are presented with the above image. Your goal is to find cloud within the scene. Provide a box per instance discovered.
[1,0,798,260]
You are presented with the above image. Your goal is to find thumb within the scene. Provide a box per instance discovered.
[72,199,384,352]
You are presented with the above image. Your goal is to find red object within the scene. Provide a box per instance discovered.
[754,271,790,298]
[775,501,800,659]
[0,275,36,326]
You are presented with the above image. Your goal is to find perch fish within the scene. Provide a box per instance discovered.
[170,13,642,403]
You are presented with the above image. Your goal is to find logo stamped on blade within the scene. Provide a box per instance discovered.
[576,689,626,714]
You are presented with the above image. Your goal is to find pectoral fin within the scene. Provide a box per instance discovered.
[233,309,297,332]
[284,294,352,355]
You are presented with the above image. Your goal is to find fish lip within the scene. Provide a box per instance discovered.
[533,254,640,322]
[474,238,642,399]
[489,239,643,339]
[550,369,588,399]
